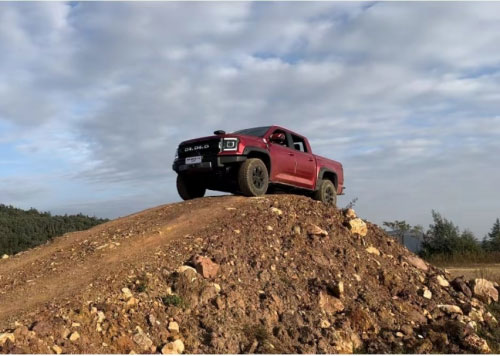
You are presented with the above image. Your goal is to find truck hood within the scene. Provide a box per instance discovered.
[179,133,264,146]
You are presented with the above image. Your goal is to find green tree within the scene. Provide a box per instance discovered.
[383,220,422,246]
[0,204,108,255]
[421,210,480,257]
[483,218,500,251]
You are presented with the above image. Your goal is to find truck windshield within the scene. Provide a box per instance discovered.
[233,126,271,137]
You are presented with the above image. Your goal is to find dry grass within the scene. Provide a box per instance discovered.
[425,252,500,267]
[439,264,500,285]
[425,252,500,284]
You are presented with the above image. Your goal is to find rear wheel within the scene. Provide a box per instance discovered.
[176,174,206,200]
[238,158,269,197]
[314,179,337,206]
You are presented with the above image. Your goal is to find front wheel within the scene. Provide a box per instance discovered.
[313,179,337,206]
[176,174,206,200]
[238,158,269,197]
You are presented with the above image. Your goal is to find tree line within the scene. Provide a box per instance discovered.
[0,204,109,256]
[384,212,500,260]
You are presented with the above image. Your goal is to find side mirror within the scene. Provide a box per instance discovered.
[269,133,286,144]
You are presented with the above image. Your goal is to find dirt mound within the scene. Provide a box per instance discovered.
[0,195,498,354]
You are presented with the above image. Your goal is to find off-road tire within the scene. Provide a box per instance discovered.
[314,179,337,206]
[238,158,269,197]
[176,174,206,200]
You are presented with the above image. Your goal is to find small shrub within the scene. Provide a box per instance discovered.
[135,273,149,293]
[161,295,186,308]
[345,197,358,210]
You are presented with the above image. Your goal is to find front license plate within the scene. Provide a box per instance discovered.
[185,156,202,165]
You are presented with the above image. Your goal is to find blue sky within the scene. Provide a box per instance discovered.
[1,2,499,238]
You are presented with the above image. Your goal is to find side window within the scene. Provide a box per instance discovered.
[269,129,289,147]
[291,134,308,153]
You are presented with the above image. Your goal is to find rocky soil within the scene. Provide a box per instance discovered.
[0,195,499,354]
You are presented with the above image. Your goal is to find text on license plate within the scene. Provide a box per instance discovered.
[185,156,202,165]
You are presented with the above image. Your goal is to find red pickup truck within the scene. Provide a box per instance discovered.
[172,126,344,206]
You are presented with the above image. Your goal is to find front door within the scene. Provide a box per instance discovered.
[289,134,316,189]
[267,129,297,185]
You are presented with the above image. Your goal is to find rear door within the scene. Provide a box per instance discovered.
[288,133,316,189]
[266,129,297,185]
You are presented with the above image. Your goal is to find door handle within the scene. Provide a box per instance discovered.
[288,153,294,156]
[308,158,314,162]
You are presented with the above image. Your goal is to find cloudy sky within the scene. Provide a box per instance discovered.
[1,2,499,238]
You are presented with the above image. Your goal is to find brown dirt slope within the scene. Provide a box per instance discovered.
[0,195,498,354]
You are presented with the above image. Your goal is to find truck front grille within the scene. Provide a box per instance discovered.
[178,139,221,159]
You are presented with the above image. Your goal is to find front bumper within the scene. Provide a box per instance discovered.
[172,155,246,173]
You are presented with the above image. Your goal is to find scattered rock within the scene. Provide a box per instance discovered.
[97,311,106,323]
[0,333,15,345]
[349,307,377,332]
[435,275,450,287]
[348,218,367,236]
[320,319,331,328]
[292,225,301,235]
[1,254,8,259]
[471,278,498,304]
[306,224,328,237]
[463,333,490,353]
[365,246,380,256]
[415,339,433,353]
[133,328,153,351]
[127,297,138,307]
[332,332,355,353]
[464,321,477,336]
[69,331,80,342]
[176,265,197,274]
[422,288,432,299]
[469,309,484,322]
[451,276,472,298]
[270,207,283,216]
[192,255,219,279]
[168,321,179,333]
[161,339,185,354]
[406,256,428,271]
[121,287,133,300]
[52,345,63,354]
[483,311,498,328]
[318,291,344,314]
[332,281,344,298]
[212,283,221,293]
[401,324,413,336]
[437,304,463,315]
[345,208,357,219]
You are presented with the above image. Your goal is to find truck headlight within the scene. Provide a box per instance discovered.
[221,138,239,151]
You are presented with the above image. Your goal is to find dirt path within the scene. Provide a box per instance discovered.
[0,195,244,328]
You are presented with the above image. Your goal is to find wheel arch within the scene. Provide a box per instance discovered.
[242,147,271,174]
[316,168,338,190]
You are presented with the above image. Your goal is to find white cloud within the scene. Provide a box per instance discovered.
[1,2,500,237]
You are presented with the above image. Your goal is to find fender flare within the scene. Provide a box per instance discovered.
[315,168,338,191]
[242,146,272,173]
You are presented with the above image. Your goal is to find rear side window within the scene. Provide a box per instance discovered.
[291,134,308,152]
